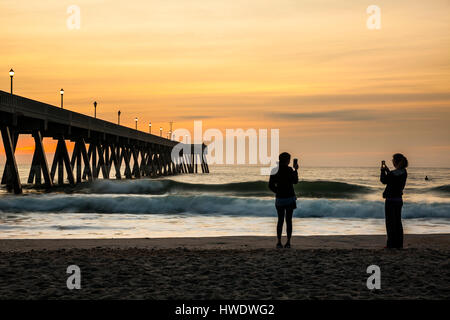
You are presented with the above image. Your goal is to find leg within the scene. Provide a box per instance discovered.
[385,200,395,248]
[285,208,293,245]
[276,207,285,247]
[393,201,404,248]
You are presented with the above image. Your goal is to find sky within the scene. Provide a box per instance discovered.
[0,0,449,167]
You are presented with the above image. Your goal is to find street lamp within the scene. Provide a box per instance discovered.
[9,69,14,94]
[135,117,138,130]
[93,101,97,118]
[118,110,121,125]
[60,88,64,109]
[149,121,152,133]
[160,127,163,137]
[169,130,172,140]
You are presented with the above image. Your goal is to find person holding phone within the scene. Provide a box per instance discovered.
[269,152,299,248]
[380,153,408,249]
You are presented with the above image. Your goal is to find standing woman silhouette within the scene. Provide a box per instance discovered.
[380,153,408,249]
[269,152,299,248]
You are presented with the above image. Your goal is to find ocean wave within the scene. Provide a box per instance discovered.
[86,179,373,199]
[0,194,449,219]
[428,184,450,194]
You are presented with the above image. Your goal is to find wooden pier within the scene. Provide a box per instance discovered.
[0,90,209,194]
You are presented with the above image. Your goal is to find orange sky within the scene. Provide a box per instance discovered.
[1,0,449,166]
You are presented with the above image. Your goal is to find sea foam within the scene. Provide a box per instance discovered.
[0,194,449,219]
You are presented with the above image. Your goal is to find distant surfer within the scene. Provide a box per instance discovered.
[380,154,408,249]
[269,152,299,248]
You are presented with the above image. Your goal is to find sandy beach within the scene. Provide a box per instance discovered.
[0,234,449,300]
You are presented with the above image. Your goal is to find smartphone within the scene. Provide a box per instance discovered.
[293,158,298,167]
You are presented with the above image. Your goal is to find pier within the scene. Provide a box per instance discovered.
[0,90,209,194]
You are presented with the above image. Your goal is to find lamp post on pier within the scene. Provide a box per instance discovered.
[9,69,14,94]
[93,101,97,118]
[149,121,152,134]
[60,88,64,109]
[160,127,163,137]
[135,117,138,130]
[118,110,121,125]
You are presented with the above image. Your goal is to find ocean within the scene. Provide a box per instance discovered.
[0,165,449,238]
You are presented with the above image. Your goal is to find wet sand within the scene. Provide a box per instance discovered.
[0,234,449,299]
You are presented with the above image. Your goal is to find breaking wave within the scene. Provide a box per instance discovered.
[428,184,450,194]
[0,194,449,219]
[86,179,373,199]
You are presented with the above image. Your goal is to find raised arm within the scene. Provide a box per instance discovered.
[380,168,390,184]
[292,168,299,184]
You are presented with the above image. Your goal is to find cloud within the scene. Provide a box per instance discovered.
[267,92,450,107]
[177,115,220,120]
[268,109,382,121]
[268,106,450,122]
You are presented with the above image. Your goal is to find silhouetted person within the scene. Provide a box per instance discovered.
[425,176,429,181]
[269,152,299,248]
[380,153,408,249]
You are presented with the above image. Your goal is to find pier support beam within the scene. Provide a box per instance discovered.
[50,138,75,185]
[0,126,22,194]
[28,131,53,187]
[148,149,157,177]
[0,127,208,194]
[131,147,141,178]
[1,129,19,185]
[139,149,148,177]
[95,143,109,179]
[200,152,209,173]
[82,143,95,181]
[71,138,92,183]
[109,144,121,179]
[120,146,132,179]
[181,153,188,173]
